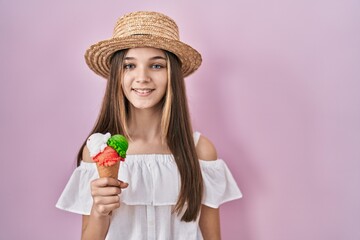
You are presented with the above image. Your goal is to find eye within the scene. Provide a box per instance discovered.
[152,64,164,69]
[124,63,135,70]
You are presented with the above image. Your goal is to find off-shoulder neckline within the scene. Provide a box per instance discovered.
[126,153,172,156]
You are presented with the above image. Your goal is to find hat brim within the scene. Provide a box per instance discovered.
[85,35,202,79]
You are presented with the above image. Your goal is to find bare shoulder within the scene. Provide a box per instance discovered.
[82,145,94,163]
[196,135,218,161]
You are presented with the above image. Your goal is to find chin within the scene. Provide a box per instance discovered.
[131,101,163,111]
[132,103,154,109]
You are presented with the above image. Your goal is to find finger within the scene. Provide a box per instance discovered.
[93,195,120,205]
[95,202,121,215]
[92,186,121,197]
[92,177,122,187]
[118,181,129,189]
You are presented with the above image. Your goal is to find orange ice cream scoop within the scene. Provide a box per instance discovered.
[93,146,122,179]
[93,146,122,167]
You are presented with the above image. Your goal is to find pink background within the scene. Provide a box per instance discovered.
[1,0,359,239]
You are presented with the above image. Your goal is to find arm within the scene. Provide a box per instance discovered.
[196,135,222,240]
[199,205,221,240]
[81,146,128,240]
[81,210,110,240]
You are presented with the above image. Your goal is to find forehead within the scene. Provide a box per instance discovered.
[125,47,166,59]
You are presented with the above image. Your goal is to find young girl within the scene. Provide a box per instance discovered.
[56,11,242,240]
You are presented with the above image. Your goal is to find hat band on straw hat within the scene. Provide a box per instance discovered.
[85,11,202,79]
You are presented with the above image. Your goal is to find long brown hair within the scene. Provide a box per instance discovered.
[77,49,203,222]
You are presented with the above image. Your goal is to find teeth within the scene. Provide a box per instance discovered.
[133,89,153,94]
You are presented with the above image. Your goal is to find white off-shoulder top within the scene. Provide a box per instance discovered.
[56,132,242,240]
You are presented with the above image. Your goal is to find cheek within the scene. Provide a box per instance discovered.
[161,82,168,94]
[120,79,130,100]
[121,77,131,91]
[162,79,169,93]
[157,72,168,89]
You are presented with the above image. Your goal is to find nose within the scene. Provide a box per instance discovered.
[135,66,150,83]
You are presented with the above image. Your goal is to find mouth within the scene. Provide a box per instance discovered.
[132,88,155,96]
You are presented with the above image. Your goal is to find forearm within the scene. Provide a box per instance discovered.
[81,207,110,240]
[199,205,221,240]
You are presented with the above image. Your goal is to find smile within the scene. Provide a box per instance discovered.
[132,88,155,96]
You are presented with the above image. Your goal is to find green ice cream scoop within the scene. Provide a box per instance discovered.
[107,134,129,158]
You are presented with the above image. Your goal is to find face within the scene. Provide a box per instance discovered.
[121,47,168,110]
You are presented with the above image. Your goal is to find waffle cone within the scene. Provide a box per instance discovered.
[96,161,120,179]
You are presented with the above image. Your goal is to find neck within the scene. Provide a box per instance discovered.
[128,106,163,141]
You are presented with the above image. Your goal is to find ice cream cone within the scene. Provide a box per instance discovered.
[87,133,128,180]
[96,161,120,179]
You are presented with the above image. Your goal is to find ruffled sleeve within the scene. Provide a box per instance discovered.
[56,162,98,215]
[200,159,242,208]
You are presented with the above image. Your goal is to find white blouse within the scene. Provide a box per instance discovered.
[56,132,242,240]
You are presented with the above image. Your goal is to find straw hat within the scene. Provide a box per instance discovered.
[85,11,202,79]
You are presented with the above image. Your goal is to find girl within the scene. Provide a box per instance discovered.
[57,11,242,240]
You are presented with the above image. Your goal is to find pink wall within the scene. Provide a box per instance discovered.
[1,0,359,239]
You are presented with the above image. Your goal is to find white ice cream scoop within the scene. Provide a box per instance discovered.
[86,132,111,157]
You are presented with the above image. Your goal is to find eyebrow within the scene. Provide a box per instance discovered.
[124,56,166,61]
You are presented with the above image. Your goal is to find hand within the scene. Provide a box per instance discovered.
[90,177,129,217]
